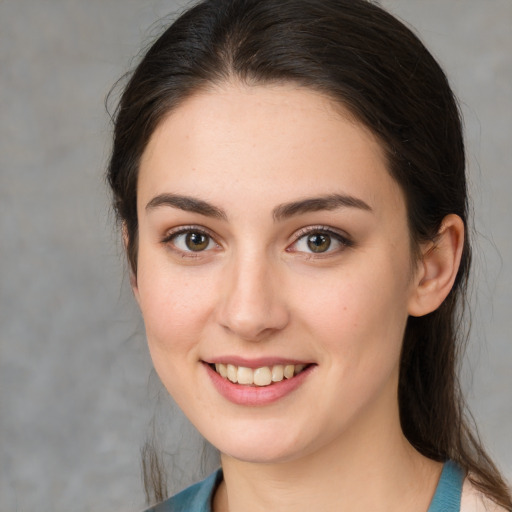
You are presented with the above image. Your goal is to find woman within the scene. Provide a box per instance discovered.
[107,0,512,510]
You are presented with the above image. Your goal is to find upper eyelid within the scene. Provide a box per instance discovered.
[162,224,218,242]
[291,225,352,242]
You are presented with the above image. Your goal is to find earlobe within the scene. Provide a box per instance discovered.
[408,214,465,317]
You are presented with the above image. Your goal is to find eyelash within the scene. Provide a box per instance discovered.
[287,225,354,256]
[161,226,220,258]
[161,225,354,258]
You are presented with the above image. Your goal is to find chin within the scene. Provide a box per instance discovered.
[206,423,315,465]
[222,445,301,464]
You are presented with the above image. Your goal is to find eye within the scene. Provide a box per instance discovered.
[163,228,218,253]
[303,233,331,253]
[289,227,352,255]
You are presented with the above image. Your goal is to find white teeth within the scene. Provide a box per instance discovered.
[253,367,272,386]
[217,363,227,378]
[271,365,284,382]
[213,363,308,386]
[237,366,254,385]
[284,364,295,379]
[227,364,237,383]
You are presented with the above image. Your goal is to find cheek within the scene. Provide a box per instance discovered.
[135,261,219,406]
[135,259,216,353]
[294,259,411,359]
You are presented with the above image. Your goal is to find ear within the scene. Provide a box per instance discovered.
[408,214,465,317]
[122,223,140,304]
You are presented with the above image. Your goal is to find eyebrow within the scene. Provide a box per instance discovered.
[146,193,228,220]
[145,192,372,221]
[272,193,372,221]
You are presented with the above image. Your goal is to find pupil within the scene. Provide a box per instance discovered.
[186,232,208,251]
[307,233,330,253]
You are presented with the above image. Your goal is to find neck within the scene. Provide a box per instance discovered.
[214,397,442,512]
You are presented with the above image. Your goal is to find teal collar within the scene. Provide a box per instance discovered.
[148,461,464,512]
[427,460,465,512]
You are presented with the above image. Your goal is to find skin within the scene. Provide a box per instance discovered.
[133,83,464,512]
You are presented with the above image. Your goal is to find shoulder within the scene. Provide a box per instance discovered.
[460,478,510,512]
[142,469,223,512]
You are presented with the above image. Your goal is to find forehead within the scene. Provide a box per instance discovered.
[138,83,404,217]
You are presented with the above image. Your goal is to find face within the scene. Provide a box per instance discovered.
[134,83,420,464]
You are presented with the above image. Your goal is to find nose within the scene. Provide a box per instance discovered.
[215,254,290,341]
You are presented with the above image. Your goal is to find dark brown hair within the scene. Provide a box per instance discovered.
[107,0,511,508]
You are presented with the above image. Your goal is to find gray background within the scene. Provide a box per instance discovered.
[0,1,510,511]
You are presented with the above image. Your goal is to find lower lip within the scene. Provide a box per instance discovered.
[204,363,314,406]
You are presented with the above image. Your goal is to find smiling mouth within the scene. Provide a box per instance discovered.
[209,363,310,387]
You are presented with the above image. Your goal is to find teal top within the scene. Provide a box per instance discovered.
[427,461,465,512]
[146,460,464,512]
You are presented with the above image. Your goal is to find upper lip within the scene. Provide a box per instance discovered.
[203,356,313,369]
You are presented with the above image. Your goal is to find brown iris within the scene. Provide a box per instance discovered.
[185,232,210,251]
[307,233,331,253]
